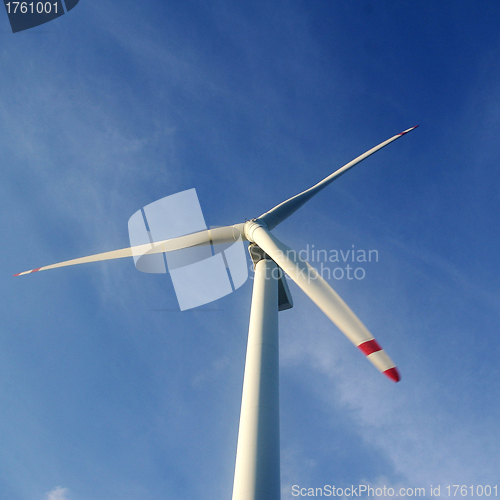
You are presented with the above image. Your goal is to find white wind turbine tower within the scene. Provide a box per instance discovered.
[15,126,417,499]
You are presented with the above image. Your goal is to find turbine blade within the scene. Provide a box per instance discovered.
[14,223,246,276]
[246,222,400,382]
[259,126,418,230]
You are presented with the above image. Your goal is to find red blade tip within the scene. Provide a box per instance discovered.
[383,367,401,382]
[399,125,419,136]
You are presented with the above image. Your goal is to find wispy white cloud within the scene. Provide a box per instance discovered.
[278,233,500,492]
[45,486,70,500]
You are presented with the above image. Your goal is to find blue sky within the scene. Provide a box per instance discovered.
[2,1,500,499]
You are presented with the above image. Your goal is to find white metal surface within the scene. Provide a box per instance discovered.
[232,257,281,500]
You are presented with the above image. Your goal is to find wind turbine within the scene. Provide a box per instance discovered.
[14,125,417,499]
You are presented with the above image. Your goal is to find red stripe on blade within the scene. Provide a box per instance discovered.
[13,273,21,277]
[358,339,382,356]
[383,367,400,383]
[31,268,41,273]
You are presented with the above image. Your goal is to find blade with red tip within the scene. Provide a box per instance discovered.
[246,221,400,381]
[13,224,246,277]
